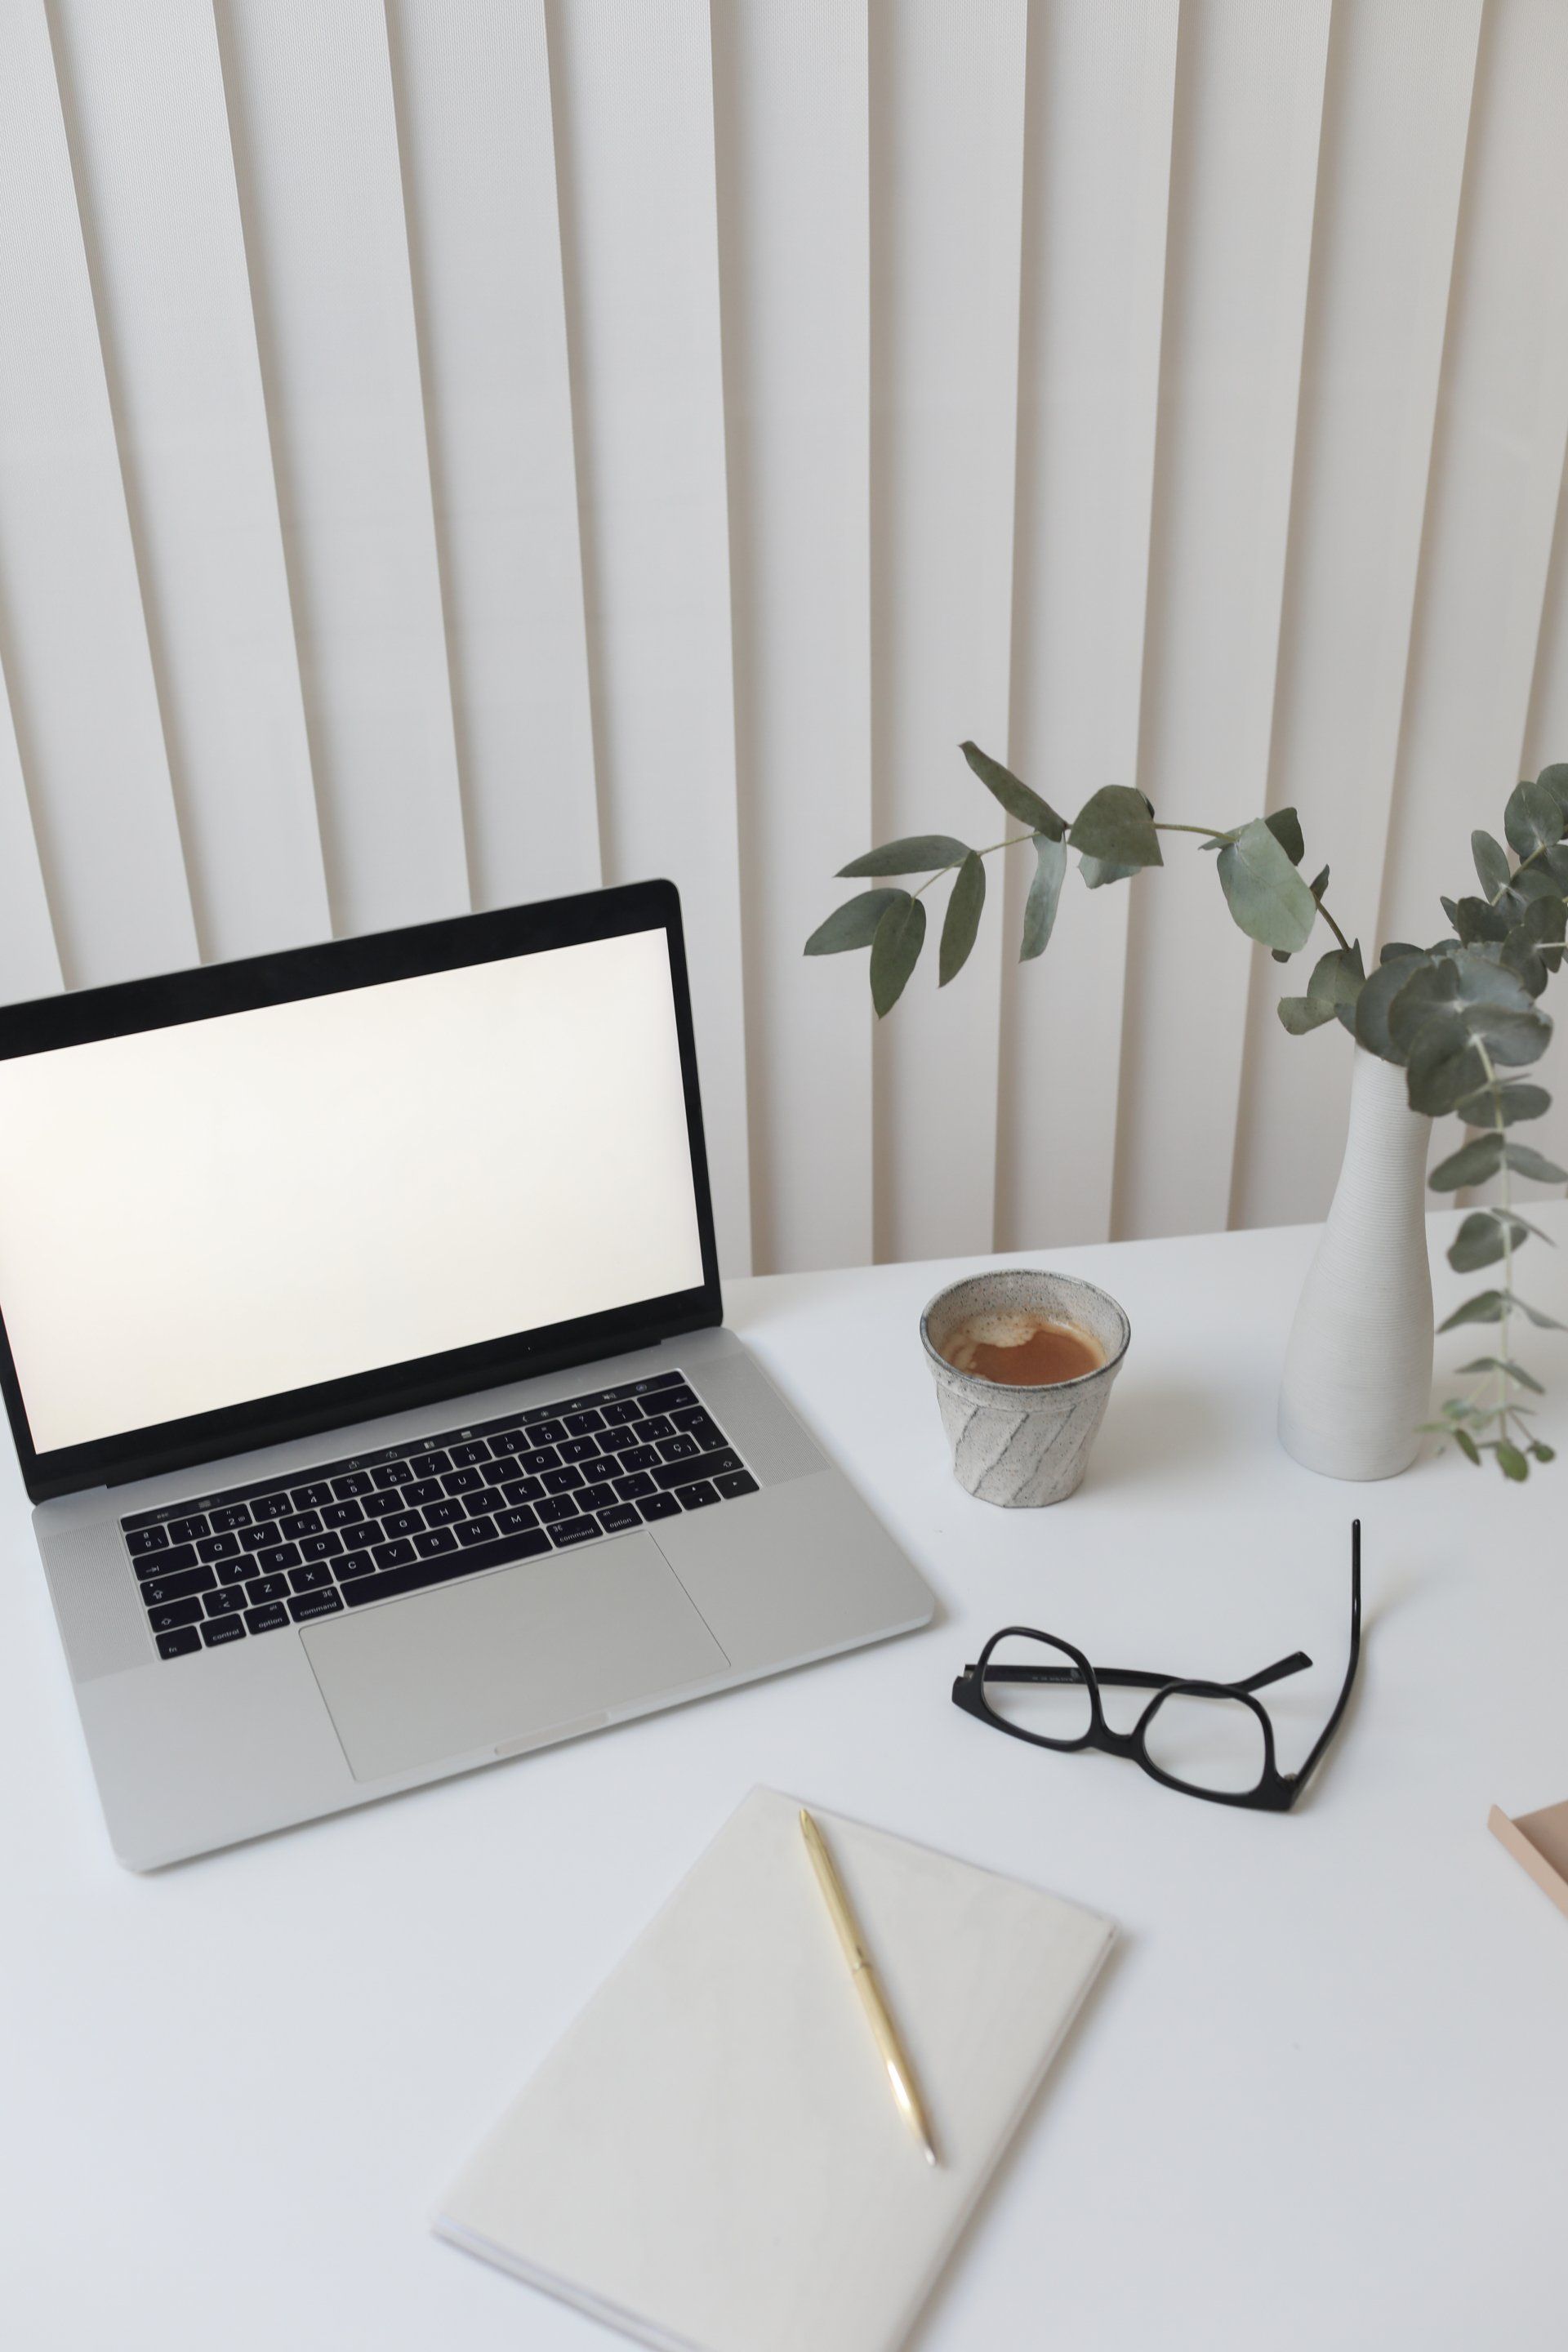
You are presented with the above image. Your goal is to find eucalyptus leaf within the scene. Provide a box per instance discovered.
[1450,895,1511,945]
[1531,1440,1557,1462]
[1538,763,1568,813]
[1447,1211,1530,1273]
[938,851,986,987]
[1355,952,1432,1063]
[1405,1020,1488,1117]
[1517,1297,1566,1328]
[1308,864,1330,902]
[1458,1356,1545,1392]
[1276,994,1337,1034]
[1438,1290,1509,1330]
[1019,833,1067,961]
[1454,1081,1552,1126]
[1506,862,1563,903]
[1504,1141,1568,1183]
[1472,829,1512,898]
[1306,942,1365,1008]
[1264,807,1305,865]
[1079,853,1139,889]
[1214,818,1317,951]
[804,888,909,956]
[1381,941,1424,962]
[1504,777,1566,862]
[1429,1133,1504,1191]
[839,834,969,879]
[1068,785,1162,870]
[1496,1441,1530,1481]
[958,742,1065,840]
[1454,1428,1482,1465]
[869,893,926,1017]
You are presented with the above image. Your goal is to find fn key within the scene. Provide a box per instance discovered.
[156,1624,202,1659]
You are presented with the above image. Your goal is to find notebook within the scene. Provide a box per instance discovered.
[434,1787,1115,2352]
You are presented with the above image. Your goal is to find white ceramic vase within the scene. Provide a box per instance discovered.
[1278,1045,1435,1480]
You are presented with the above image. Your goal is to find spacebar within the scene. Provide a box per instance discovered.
[341,1526,552,1606]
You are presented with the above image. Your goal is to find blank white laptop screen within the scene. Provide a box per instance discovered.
[0,929,706,1455]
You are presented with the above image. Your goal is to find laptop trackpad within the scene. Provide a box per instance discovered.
[301,1535,728,1783]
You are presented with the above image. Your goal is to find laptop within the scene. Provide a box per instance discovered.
[0,880,933,1868]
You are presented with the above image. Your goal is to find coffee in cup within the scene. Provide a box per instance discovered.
[938,1311,1105,1388]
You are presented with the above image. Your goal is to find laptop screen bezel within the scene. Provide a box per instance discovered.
[0,880,723,1503]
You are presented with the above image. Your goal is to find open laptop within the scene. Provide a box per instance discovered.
[0,881,933,1868]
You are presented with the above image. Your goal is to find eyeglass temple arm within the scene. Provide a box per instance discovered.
[1292,1519,1363,1791]
[974,1651,1313,1693]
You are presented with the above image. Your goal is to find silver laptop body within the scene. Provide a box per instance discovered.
[2,884,933,1868]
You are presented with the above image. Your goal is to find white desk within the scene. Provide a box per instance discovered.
[3,1212,1565,2352]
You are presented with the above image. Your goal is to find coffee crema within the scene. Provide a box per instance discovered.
[941,1310,1105,1388]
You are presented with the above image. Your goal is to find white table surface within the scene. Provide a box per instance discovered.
[4,1209,1566,2352]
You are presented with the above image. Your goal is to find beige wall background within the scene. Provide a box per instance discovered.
[1,0,1566,1278]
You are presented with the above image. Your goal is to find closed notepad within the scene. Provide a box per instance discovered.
[435,1788,1114,2352]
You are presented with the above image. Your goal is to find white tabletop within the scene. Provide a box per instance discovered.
[4,1209,1566,2352]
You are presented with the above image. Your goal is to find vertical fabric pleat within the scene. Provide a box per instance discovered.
[0,0,1565,1276]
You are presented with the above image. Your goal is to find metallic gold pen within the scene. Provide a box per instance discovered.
[799,1807,938,2167]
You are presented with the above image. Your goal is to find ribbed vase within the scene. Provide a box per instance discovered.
[1278,1045,1434,1481]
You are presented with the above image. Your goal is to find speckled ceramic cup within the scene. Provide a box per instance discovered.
[920,1268,1131,1506]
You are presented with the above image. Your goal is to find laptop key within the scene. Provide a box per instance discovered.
[157,1625,203,1659]
[200,1615,246,1649]
[658,1437,700,1462]
[456,1515,498,1547]
[140,1563,216,1606]
[559,1437,599,1463]
[403,1478,442,1507]
[442,1467,482,1494]
[466,1486,506,1515]
[562,1410,604,1437]
[576,1481,617,1513]
[203,1586,247,1616]
[341,1523,551,1606]
[714,1471,760,1499]
[243,1601,289,1634]
[662,1385,697,1410]
[534,1494,580,1525]
[197,1532,242,1562]
[493,1504,537,1535]
[372,1537,416,1570]
[289,1588,344,1622]
[636,1493,682,1522]
[487,1427,531,1454]
[598,1503,640,1534]
[256,1543,302,1575]
[601,1401,643,1427]
[334,1552,380,1580]
[290,1482,334,1512]
[549,1514,601,1548]
[168,1513,211,1542]
[341,1521,381,1550]
[413,1527,460,1559]
[381,1511,422,1539]
[298,1530,343,1560]
[372,1462,412,1489]
[679,1481,719,1510]
[618,1444,661,1472]
[638,1414,675,1441]
[543,1465,583,1494]
[126,1525,171,1557]
[247,1575,290,1605]
[448,1441,491,1467]
[251,1492,292,1521]
[497,1474,545,1503]
[651,1449,742,1494]
[278,1510,323,1541]
[289,1562,334,1592]
[408,1450,451,1477]
[519,1446,559,1474]
[331,1471,372,1499]
[149,1596,205,1633]
[238,1522,275,1552]
[321,1499,363,1528]
[208,1504,252,1532]
[613,1472,656,1501]
[137,1543,199,1579]
[216,1555,253,1585]
[527,1419,568,1445]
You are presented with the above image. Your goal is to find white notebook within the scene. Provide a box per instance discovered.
[435,1788,1115,2352]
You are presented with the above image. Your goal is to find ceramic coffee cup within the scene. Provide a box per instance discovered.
[920,1268,1131,1506]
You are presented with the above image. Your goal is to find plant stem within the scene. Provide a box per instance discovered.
[1475,1036,1514,1438]
[911,833,1036,897]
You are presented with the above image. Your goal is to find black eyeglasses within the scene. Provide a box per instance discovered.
[951,1521,1361,1811]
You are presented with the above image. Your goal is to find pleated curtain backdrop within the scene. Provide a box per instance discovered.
[1,0,1566,1281]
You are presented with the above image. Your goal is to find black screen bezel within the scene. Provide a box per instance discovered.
[0,880,722,1502]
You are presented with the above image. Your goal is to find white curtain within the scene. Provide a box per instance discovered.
[1,0,1565,1278]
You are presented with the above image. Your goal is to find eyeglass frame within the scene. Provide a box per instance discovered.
[951,1520,1361,1811]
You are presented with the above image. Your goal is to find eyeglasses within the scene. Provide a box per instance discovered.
[951,1521,1361,1811]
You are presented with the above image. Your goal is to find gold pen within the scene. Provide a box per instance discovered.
[799,1807,938,2167]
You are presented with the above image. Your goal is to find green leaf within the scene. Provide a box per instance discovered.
[1308,864,1330,902]
[1078,853,1139,889]
[1531,1440,1557,1463]
[1019,833,1067,962]
[1068,785,1163,870]
[1504,1141,1568,1183]
[869,893,926,1017]
[1381,941,1423,962]
[1458,1356,1545,1392]
[1506,862,1563,904]
[1454,1428,1482,1465]
[1504,777,1566,862]
[1502,890,1567,996]
[1450,895,1510,946]
[1406,1023,1490,1118]
[1447,1211,1531,1274]
[1306,942,1365,1008]
[938,851,986,987]
[1537,763,1568,813]
[1438,1290,1508,1330]
[1455,1080,1551,1127]
[1355,952,1432,1064]
[1214,817,1318,951]
[1495,1441,1530,1481]
[1384,947,1536,1058]
[1516,1295,1566,1330]
[958,742,1065,840]
[1264,806,1305,865]
[1429,1134,1504,1191]
[805,888,909,956]
[1472,829,1512,898]
[839,834,969,878]
[1277,994,1338,1034]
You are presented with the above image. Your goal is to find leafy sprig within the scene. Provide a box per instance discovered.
[806,747,1568,1477]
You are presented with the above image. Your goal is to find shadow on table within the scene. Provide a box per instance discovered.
[1085,1377,1236,1493]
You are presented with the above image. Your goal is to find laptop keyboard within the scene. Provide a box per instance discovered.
[118,1369,756,1660]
